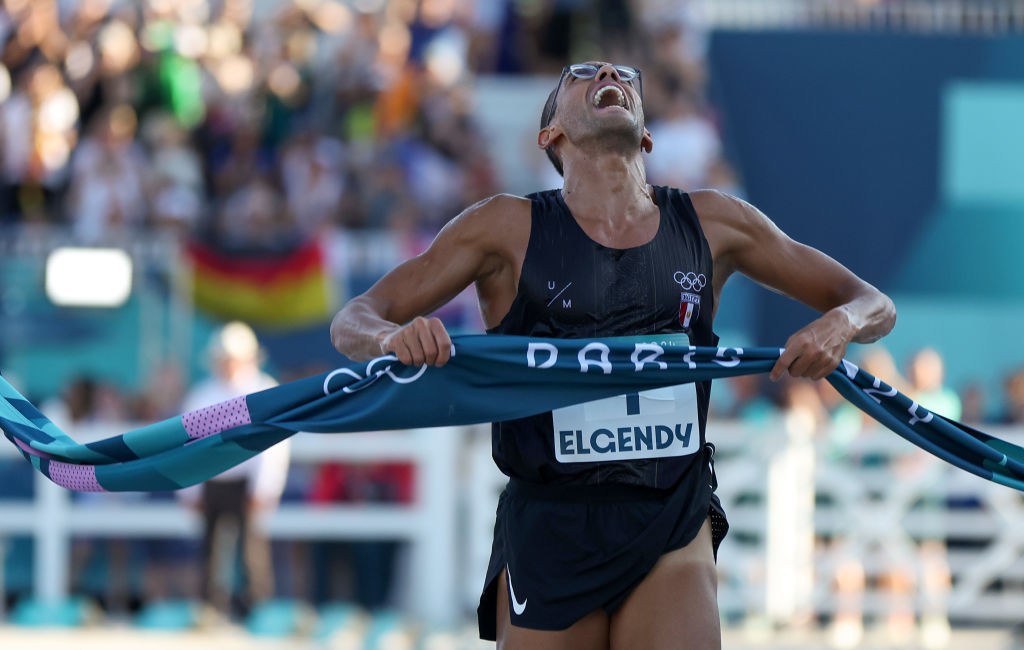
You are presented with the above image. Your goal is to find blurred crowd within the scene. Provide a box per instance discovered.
[0,0,736,248]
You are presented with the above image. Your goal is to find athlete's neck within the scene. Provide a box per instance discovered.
[560,153,655,225]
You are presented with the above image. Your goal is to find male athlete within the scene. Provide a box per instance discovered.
[330,62,895,649]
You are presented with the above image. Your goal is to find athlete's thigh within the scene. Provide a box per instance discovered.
[609,518,720,650]
[496,568,610,650]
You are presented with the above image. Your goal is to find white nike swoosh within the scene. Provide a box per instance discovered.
[507,565,527,615]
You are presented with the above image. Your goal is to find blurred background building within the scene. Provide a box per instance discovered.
[1,0,1024,648]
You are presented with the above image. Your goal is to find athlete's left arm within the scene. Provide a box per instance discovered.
[691,189,896,381]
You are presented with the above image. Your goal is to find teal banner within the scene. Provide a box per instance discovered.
[2,334,1023,492]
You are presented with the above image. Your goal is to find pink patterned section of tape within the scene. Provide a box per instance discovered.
[48,461,104,492]
[13,436,54,459]
[182,395,251,441]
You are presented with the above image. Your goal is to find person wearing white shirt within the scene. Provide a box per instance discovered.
[179,321,290,618]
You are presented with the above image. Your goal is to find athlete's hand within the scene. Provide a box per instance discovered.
[379,316,452,367]
[770,308,854,381]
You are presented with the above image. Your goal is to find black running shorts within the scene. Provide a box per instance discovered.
[477,443,729,640]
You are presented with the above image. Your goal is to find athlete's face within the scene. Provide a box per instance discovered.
[539,62,653,164]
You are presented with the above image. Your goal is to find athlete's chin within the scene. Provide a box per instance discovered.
[589,108,638,127]
[577,121,644,151]
[592,104,633,118]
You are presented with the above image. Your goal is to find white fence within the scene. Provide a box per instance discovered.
[710,419,1024,625]
[686,0,1024,33]
[0,425,467,626]
[2,420,1023,627]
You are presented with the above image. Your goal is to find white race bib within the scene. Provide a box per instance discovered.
[551,384,700,463]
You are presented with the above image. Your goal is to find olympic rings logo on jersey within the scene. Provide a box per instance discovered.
[673,271,707,292]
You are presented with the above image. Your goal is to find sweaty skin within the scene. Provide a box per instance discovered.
[330,62,895,650]
[329,187,892,377]
[330,65,894,380]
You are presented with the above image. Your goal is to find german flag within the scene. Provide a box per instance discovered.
[187,239,333,328]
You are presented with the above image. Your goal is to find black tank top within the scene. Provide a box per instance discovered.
[487,186,718,488]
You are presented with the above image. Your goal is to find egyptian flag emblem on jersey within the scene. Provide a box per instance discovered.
[679,292,701,329]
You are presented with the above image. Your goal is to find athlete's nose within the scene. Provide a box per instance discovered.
[596,64,621,84]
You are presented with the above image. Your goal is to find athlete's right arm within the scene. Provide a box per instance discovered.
[330,194,521,367]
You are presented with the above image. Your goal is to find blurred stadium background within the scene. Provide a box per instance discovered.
[2,0,1024,648]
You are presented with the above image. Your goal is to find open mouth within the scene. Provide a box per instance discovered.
[592,85,627,111]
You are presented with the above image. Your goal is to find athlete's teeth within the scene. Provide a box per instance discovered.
[592,86,625,108]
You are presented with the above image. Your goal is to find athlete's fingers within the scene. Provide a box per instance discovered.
[788,347,820,378]
[770,345,800,381]
[809,354,842,380]
[792,341,841,379]
[810,365,835,381]
[803,359,833,381]
[379,329,399,356]
[428,317,452,366]
[390,336,415,366]
[414,317,439,366]
[403,327,426,366]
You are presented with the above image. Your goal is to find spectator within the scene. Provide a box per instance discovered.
[179,321,290,620]
[644,86,721,189]
[959,381,987,425]
[67,104,147,242]
[42,376,139,615]
[907,348,962,420]
[280,131,346,234]
[133,361,186,422]
[142,113,204,231]
[131,361,200,605]
[216,178,292,251]
[828,346,907,450]
[307,461,414,610]
[716,373,775,424]
[0,64,34,218]
[765,378,826,631]
[999,368,1024,425]
[820,347,931,648]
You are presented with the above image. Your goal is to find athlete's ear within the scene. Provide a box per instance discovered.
[538,125,562,150]
[641,128,653,154]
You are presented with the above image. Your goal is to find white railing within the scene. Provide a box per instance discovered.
[0,424,471,627]
[3,419,1024,626]
[709,419,1024,625]
[685,0,1024,34]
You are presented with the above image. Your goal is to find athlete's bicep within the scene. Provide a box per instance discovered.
[362,197,509,326]
[701,191,875,313]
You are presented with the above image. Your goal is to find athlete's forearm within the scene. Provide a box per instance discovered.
[832,287,896,344]
[770,284,895,382]
[330,296,400,362]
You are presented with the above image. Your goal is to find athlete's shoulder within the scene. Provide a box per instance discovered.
[685,190,780,260]
[483,192,533,213]
[655,186,739,214]
[687,189,773,231]
[456,193,531,224]
[437,193,531,252]
[687,189,745,220]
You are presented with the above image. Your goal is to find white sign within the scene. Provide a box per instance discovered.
[552,384,701,463]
